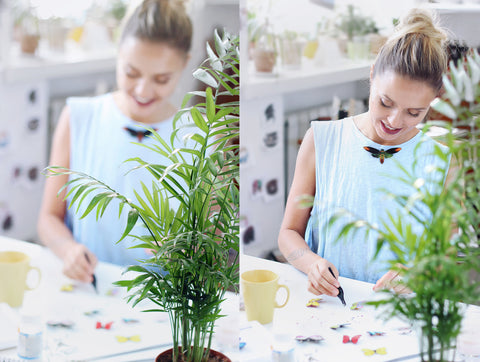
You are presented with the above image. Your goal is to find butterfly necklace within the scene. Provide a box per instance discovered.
[363,146,401,164]
[124,127,156,142]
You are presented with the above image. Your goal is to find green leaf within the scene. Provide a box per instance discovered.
[205,87,215,123]
[193,68,217,88]
[118,208,139,242]
[190,107,208,133]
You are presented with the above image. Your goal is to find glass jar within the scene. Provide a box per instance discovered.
[17,311,43,360]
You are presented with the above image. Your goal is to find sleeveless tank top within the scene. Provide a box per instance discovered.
[305,117,450,283]
[66,93,186,266]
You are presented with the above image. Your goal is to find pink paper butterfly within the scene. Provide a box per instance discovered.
[343,335,361,344]
[96,321,114,330]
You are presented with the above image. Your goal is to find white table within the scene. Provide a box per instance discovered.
[0,236,239,362]
[239,254,441,362]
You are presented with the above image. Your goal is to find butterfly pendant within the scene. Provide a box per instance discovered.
[123,127,155,142]
[362,347,387,356]
[96,321,114,330]
[364,146,401,164]
[343,335,361,344]
[115,335,141,343]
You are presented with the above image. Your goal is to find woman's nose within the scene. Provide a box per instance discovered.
[387,110,402,128]
[134,79,152,98]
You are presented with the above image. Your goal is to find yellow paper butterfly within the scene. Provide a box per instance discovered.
[306,298,323,307]
[60,284,74,292]
[115,335,141,343]
[362,347,387,356]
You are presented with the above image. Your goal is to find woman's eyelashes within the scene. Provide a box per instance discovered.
[380,98,421,118]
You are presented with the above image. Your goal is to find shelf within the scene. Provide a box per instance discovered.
[0,46,116,84]
[242,60,371,101]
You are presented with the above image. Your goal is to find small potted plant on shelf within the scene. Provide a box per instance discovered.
[48,30,239,362]
[335,4,378,60]
[330,50,480,362]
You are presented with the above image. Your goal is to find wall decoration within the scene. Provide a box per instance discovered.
[250,178,263,200]
[239,146,255,169]
[0,204,13,233]
[0,130,10,155]
[262,130,279,149]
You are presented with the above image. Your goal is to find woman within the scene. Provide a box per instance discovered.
[37,0,192,283]
[278,8,451,297]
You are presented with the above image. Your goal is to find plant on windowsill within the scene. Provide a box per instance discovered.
[47,29,239,362]
[330,50,480,361]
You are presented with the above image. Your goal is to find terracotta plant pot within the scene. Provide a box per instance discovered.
[156,347,231,362]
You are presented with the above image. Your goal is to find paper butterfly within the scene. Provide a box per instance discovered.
[306,298,323,307]
[350,301,365,310]
[84,310,100,316]
[106,288,119,296]
[362,347,387,356]
[47,320,74,328]
[363,146,401,164]
[60,284,74,292]
[330,323,350,330]
[397,326,412,335]
[122,318,140,324]
[115,335,141,343]
[367,331,385,336]
[96,321,114,330]
[343,335,361,344]
[295,335,324,343]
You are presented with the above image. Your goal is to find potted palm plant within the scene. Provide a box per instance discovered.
[48,29,239,362]
[330,49,480,361]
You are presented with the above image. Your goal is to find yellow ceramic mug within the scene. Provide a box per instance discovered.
[0,251,41,307]
[241,269,290,324]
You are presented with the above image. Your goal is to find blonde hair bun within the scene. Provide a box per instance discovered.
[373,8,449,92]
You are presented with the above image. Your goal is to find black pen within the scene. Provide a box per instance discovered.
[328,267,346,306]
[84,252,98,293]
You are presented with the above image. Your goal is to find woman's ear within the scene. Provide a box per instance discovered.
[370,64,375,81]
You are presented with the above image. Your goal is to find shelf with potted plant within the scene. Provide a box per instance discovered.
[46,29,239,362]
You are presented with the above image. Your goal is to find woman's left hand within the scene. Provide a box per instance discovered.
[373,268,411,294]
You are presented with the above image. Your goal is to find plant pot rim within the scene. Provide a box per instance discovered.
[155,346,231,362]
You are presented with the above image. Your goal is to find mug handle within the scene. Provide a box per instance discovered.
[275,284,290,309]
[25,266,42,291]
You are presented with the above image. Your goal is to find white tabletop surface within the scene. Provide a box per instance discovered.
[0,236,239,362]
[239,254,450,362]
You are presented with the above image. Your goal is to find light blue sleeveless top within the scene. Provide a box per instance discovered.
[305,117,450,283]
[66,93,185,266]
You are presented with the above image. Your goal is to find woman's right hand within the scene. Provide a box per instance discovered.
[307,258,340,297]
[62,243,97,283]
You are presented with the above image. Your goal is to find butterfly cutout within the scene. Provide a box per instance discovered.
[122,318,140,324]
[47,320,74,328]
[96,321,114,330]
[115,335,141,343]
[367,331,386,336]
[295,335,324,343]
[364,146,401,164]
[60,284,74,292]
[350,301,365,310]
[84,310,100,316]
[306,298,323,307]
[362,347,387,356]
[123,127,156,142]
[330,323,351,330]
[106,288,119,296]
[343,335,361,344]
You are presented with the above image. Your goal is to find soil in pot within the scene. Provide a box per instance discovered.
[156,347,231,362]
